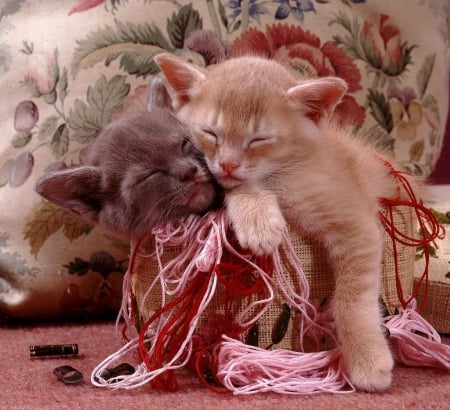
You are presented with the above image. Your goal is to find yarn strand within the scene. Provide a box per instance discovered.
[384,300,450,369]
[378,160,445,311]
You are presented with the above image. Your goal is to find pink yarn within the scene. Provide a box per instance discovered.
[216,336,353,394]
[385,300,450,369]
[92,209,449,394]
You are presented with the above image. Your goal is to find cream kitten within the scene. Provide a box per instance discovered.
[154,53,420,392]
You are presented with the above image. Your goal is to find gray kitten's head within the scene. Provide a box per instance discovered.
[35,78,222,239]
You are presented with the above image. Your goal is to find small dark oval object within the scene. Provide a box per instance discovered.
[271,303,291,345]
[53,365,83,384]
[245,323,259,347]
[99,362,135,382]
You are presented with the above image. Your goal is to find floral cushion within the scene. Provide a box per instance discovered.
[0,0,449,321]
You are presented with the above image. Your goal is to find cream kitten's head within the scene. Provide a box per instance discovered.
[154,53,347,189]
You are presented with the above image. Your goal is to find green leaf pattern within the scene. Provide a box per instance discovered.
[69,75,130,144]
[167,4,203,49]
[71,20,173,77]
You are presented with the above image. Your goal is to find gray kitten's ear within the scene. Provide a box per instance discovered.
[147,75,172,110]
[35,166,103,223]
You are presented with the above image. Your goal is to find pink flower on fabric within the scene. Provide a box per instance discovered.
[362,14,402,73]
[23,50,59,101]
[231,24,365,127]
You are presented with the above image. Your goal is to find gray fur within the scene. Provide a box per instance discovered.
[35,79,221,239]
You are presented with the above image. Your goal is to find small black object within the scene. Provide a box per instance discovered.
[29,344,78,358]
[245,323,259,347]
[271,303,291,345]
[53,365,84,384]
[98,363,135,382]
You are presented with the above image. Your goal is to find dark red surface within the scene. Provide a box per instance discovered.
[428,76,450,185]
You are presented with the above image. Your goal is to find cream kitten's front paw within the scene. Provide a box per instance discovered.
[346,341,394,392]
[235,205,286,255]
[226,187,286,255]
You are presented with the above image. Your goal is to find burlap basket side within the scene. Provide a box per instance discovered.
[414,202,450,334]
[131,207,415,352]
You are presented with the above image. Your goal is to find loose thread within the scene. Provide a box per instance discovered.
[378,160,445,311]
[384,300,450,369]
[138,271,214,391]
[118,236,144,343]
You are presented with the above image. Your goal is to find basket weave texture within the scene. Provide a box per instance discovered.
[131,207,415,351]
[414,202,450,333]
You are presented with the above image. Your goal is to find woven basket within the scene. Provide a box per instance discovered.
[414,202,450,334]
[131,207,415,352]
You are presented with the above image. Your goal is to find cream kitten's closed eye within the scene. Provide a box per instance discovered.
[201,129,218,144]
[246,136,274,149]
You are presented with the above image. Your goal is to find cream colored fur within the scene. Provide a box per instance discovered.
[155,53,422,392]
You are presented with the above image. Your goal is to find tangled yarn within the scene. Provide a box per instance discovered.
[91,202,449,394]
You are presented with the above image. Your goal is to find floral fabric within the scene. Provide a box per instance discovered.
[0,0,449,320]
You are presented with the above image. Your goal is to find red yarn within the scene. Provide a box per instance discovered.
[137,269,211,391]
[378,159,445,312]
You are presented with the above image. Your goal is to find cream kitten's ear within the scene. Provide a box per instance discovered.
[154,53,206,110]
[287,77,347,123]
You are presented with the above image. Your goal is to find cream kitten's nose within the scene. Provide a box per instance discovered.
[221,162,239,175]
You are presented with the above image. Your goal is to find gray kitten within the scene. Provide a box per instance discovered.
[35,79,221,239]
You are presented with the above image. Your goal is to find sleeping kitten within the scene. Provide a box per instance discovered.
[35,78,221,240]
[154,53,422,392]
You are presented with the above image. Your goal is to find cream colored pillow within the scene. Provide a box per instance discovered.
[0,0,448,320]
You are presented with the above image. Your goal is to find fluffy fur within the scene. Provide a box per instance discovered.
[154,53,423,392]
[35,78,221,240]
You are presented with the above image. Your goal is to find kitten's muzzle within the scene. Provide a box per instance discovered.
[216,175,243,189]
